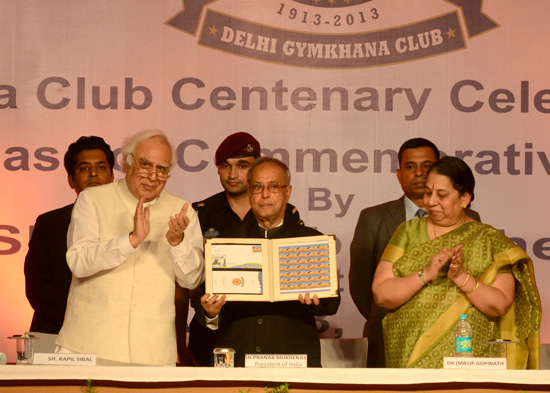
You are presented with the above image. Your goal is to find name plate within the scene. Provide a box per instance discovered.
[443,357,506,369]
[33,353,96,366]
[245,354,307,368]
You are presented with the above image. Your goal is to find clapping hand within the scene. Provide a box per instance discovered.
[166,203,190,246]
[129,196,150,248]
[447,244,465,280]
[424,246,462,282]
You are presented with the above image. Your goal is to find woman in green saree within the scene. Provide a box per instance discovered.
[372,156,541,369]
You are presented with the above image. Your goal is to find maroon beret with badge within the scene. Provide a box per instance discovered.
[215,132,261,166]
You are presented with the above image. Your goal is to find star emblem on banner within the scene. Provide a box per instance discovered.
[208,25,219,36]
[446,27,456,39]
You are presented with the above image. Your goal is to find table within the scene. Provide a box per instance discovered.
[1,366,550,393]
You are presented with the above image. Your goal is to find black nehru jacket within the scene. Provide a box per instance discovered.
[187,191,303,366]
[212,219,341,367]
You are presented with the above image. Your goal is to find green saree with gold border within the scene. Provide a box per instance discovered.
[381,219,541,369]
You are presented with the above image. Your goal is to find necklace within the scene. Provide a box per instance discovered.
[431,216,466,239]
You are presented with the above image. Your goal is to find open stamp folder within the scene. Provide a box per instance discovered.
[205,235,339,302]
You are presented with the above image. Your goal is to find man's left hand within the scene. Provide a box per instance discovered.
[166,203,190,246]
[299,293,320,306]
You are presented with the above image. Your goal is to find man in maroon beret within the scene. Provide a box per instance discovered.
[204,131,262,229]
[185,132,302,366]
[215,131,261,164]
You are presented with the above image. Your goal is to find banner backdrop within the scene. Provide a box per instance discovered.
[1,0,549,362]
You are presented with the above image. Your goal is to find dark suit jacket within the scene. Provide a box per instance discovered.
[24,204,74,334]
[349,196,480,367]
[212,219,341,367]
[188,192,303,366]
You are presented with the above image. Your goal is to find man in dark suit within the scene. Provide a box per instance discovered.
[200,157,340,367]
[349,138,480,367]
[186,132,302,366]
[24,136,114,334]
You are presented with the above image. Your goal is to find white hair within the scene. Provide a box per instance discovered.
[247,156,291,185]
[121,130,177,168]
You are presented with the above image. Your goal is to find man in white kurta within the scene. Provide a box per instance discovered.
[57,131,204,366]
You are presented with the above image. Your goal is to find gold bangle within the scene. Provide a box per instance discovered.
[418,270,429,285]
[457,273,470,288]
[465,280,480,295]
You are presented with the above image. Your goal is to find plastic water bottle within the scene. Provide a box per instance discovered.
[0,352,7,365]
[455,314,473,357]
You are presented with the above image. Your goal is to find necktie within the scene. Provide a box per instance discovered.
[415,209,427,218]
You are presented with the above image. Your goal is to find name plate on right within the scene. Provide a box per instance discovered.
[443,357,506,369]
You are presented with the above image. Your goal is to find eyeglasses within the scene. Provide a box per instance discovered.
[130,153,171,181]
[250,182,288,194]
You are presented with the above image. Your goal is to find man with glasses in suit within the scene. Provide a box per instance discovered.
[200,157,340,367]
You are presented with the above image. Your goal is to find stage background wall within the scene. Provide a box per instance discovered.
[1,0,549,362]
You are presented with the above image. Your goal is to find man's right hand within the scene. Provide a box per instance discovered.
[129,196,150,248]
[201,293,227,318]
